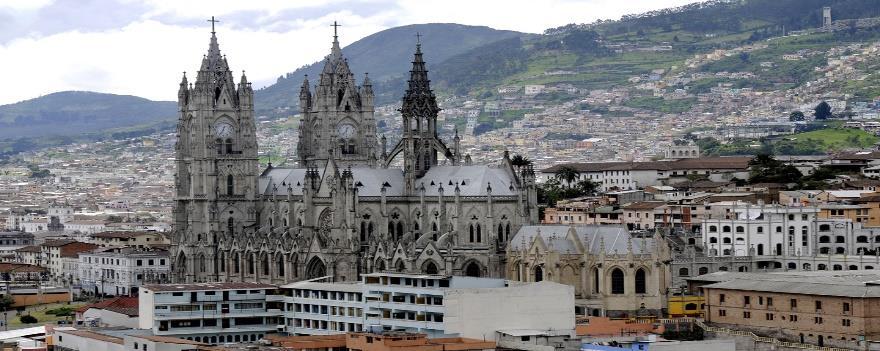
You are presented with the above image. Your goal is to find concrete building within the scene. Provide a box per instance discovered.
[79,247,170,297]
[138,282,280,344]
[362,272,574,339]
[282,279,364,335]
[267,331,496,351]
[699,270,880,349]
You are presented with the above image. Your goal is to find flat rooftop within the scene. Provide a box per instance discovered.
[142,282,276,292]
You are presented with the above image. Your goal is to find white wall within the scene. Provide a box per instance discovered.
[138,289,155,329]
[56,331,124,351]
[442,281,574,340]
[83,308,138,328]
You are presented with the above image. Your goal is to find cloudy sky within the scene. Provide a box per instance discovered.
[0,0,696,105]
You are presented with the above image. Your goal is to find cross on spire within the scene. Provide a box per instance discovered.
[415,32,422,44]
[331,21,341,40]
[208,16,220,34]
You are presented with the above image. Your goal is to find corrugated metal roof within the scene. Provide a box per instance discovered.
[700,270,880,298]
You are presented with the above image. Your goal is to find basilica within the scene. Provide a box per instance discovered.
[170,26,539,283]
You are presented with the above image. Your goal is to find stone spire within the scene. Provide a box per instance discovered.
[400,40,438,118]
[330,21,343,62]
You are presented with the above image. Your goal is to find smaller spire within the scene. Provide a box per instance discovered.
[330,21,343,60]
[363,72,371,86]
[240,70,248,85]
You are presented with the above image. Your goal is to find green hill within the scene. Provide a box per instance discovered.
[0,91,176,140]
[254,23,525,114]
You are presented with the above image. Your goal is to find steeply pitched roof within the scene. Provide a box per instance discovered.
[509,225,654,254]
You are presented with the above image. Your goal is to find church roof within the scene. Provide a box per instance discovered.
[259,165,517,197]
[509,225,654,254]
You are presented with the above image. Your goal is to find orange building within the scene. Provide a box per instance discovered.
[268,332,495,351]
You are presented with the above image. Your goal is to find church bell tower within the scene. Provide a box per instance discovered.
[297,23,378,169]
[171,18,259,283]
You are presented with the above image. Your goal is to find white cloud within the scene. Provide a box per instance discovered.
[0,0,697,105]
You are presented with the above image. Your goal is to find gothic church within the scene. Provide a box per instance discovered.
[170,25,539,284]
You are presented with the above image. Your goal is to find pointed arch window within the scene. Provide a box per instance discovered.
[635,269,646,294]
[611,268,625,294]
[360,222,367,242]
[276,255,285,277]
[226,175,234,195]
[476,224,482,243]
[395,222,404,240]
[227,217,234,235]
[216,138,224,155]
[234,253,240,274]
[469,224,475,242]
[225,138,233,154]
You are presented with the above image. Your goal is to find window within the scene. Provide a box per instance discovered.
[718,309,727,317]
[678,267,689,277]
[790,315,798,322]
[226,175,234,195]
[635,269,646,294]
[814,316,823,324]
[744,296,750,305]
[720,294,726,303]
[815,300,822,310]
[767,297,773,306]
[611,268,625,294]
[766,313,774,321]
[790,299,797,308]
[842,319,852,327]
[844,302,850,313]
[743,311,751,319]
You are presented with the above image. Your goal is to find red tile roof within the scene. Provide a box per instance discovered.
[77,296,139,317]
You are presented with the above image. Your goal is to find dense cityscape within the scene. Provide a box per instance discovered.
[5,1,880,351]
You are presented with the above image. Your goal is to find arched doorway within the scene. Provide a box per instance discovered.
[534,266,543,282]
[818,335,824,347]
[305,257,327,279]
[464,262,481,277]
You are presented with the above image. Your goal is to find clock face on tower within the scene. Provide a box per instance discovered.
[337,123,356,139]
[214,122,234,137]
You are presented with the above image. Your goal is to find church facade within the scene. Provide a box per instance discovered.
[170,27,540,284]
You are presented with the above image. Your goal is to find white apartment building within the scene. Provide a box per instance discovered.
[281,279,364,335]
[362,272,574,339]
[80,247,170,296]
[702,205,820,257]
[138,282,281,345]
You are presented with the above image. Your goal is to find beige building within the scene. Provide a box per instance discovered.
[507,225,672,317]
[699,270,880,349]
[89,231,170,248]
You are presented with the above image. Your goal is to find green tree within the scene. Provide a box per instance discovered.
[0,295,14,312]
[510,154,533,168]
[19,315,37,324]
[574,180,599,196]
[814,101,832,120]
[748,154,802,184]
[554,166,580,188]
[789,111,805,121]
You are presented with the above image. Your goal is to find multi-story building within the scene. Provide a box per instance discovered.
[138,282,281,344]
[699,270,880,349]
[79,247,170,296]
[88,231,170,249]
[701,205,820,257]
[541,157,752,191]
[282,279,364,335]
[39,240,100,282]
[361,272,574,339]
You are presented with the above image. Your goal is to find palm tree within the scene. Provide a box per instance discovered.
[554,166,580,188]
[510,154,533,168]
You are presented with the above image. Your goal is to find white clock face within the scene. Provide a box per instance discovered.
[337,123,356,139]
[215,122,234,137]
